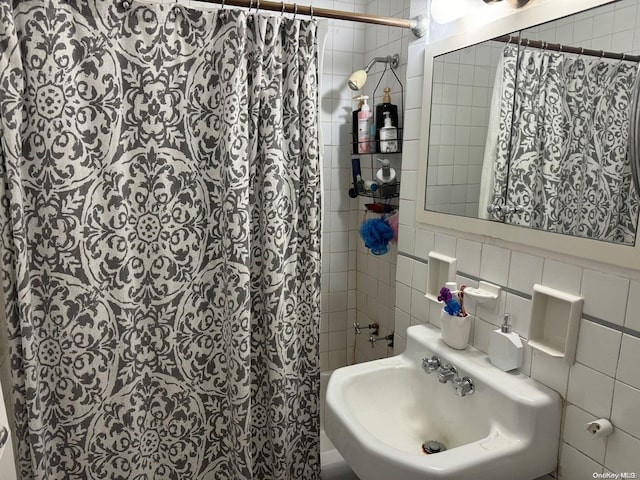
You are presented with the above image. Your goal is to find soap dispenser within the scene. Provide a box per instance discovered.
[375,158,396,184]
[379,112,398,153]
[489,314,523,372]
[375,87,399,151]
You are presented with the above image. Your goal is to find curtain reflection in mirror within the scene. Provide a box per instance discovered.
[481,44,640,245]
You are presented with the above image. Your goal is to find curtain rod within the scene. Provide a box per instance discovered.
[184,0,427,36]
[493,34,640,63]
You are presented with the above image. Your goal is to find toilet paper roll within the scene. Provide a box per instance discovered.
[584,419,613,439]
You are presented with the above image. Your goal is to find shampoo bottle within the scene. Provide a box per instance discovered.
[379,112,398,153]
[358,96,373,154]
[488,314,523,372]
[375,87,399,151]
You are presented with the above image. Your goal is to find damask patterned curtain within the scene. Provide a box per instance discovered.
[487,45,639,245]
[0,1,320,479]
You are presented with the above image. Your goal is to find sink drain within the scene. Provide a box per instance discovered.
[422,440,447,455]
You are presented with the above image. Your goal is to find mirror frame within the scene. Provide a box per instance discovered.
[415,0,640,271]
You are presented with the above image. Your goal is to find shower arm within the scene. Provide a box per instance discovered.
[363,54,400,73]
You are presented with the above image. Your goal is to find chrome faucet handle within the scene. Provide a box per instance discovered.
[454,376,475,397]
[437,364,457,384]
[422,355,441,374]
[353,322,361,335]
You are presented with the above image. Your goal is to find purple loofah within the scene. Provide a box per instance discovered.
[360,217,395,255]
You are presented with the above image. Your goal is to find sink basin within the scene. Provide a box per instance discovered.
[325,324,561,480]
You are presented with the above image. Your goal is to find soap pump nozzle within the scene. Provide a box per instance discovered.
[377,158,391,177]
[383,111,393,127]
[500,313,511,333]
[355,95,370,111]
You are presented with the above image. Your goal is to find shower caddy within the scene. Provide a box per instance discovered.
[349,64,404,201]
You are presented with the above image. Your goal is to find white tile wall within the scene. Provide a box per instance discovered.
[605,426,640,473]
[563,404,607,464]
[581,270,629,327]
[560,443,603,479]
[523,0,640,56]
[396,1,640,475]
[426,41,501,217]
[348,0,411,365]
[624,280,640,332]
[616,334,640,389]
[508,251,543,294]
[611,381,640,440]
[298,0,368,372]
[567,363,615,419]
[574,320,621,378]
[530,349,571,398]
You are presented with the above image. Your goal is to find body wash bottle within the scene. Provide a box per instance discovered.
[375,87,399,151]
[379,112,398,153]
[357,96,373,154]
[488,314,523,372]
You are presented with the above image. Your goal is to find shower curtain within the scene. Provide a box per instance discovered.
[486,45,639,245]
[478,44,518,219]
[0,1,321,479]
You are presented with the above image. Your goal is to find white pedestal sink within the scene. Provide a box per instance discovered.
[325,324,561,480]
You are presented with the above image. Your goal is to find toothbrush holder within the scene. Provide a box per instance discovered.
[440,308,472,350]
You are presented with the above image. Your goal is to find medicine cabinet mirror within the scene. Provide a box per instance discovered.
[417,0,640,270]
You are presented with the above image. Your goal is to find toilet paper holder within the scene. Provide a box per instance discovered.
[584,419,613,439]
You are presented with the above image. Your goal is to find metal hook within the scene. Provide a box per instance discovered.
[294,3,298,19]
[281,0,285,15]
[256,0,260,13]
[310,3,314,20]
[601,50,605,58]
[221,0,225,8]
[506,35,512,45]
[249,0,253,11]
[622,53,627,61]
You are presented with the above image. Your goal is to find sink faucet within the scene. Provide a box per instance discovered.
[437,364,457,384]
[422,355,441,374]
[454,376,475,397]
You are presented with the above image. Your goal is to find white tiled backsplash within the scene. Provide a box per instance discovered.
[395,244,640,478]
[395,0,640,477]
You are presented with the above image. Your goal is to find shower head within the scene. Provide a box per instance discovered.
[348,54,400,91]
[348,70,368,90]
